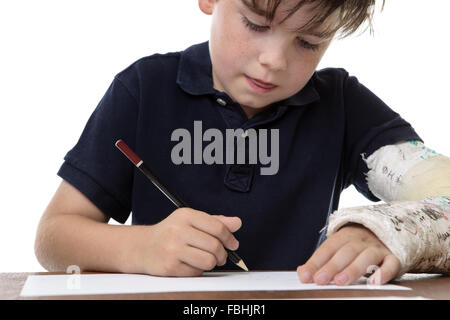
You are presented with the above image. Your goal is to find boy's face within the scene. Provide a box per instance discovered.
[199,0,335,118]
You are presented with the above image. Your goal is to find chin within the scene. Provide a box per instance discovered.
[235,95,271,109]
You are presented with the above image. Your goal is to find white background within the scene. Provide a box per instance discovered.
[0,0,449,272]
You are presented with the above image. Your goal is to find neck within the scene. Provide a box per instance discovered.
[240,104,269,119]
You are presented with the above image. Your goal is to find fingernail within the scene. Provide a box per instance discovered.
[299,271,312,283]
[315,272,329,285]
[232,239,239,250]
[335,273,349,285]
[369,269,382,285]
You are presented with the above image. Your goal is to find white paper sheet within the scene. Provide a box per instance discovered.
[20,272,411,297]
[295,296,429,300]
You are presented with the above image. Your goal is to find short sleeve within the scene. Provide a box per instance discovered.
[57,76,139,224]
[342,73,423,201]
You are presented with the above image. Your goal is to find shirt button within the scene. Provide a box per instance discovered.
[216,98,227,106]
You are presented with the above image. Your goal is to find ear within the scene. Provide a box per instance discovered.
[198,0,215,15]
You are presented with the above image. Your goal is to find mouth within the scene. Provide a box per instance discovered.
[245,75,278,93]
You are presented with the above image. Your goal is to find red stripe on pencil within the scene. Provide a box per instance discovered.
[115,139,248,271]
[115,140,142,167]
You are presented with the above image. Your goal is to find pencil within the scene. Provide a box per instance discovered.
[115,139,248,272]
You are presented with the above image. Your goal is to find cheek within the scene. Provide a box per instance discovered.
[287,61,313,82]
[224,26,251,61]
[215,34,250,75]
[287,51,324,80]
[283,63,316,95]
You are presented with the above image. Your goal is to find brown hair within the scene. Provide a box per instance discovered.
[241,0,385,38]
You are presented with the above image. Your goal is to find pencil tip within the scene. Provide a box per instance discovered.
[237,260,249,272]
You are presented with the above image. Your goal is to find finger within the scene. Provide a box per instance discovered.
[179,245,219,271]
[159,257,204,277]
[189,212,240,251]
[172,261,204,277]
[313,242,366,285]
[334,247,386,286]
[368,254,402,285]
[183,227,228,266]
[297,236,351,283]
[214,215,242,233]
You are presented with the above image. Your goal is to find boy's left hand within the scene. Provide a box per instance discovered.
[297,223,401,286]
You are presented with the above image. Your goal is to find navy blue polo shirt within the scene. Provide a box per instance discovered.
[57,41,422,271]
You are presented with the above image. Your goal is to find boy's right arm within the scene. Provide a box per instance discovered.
[35,180,241,276]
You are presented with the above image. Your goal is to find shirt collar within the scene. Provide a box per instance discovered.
[176,41,320,107]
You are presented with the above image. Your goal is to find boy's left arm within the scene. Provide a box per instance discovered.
[297,141,450,285]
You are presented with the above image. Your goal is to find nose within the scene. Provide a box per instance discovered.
[258,41,288,71]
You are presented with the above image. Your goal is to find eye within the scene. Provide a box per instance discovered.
[297,38,320,51]
[241,16,269,33]
[241,14,320,52]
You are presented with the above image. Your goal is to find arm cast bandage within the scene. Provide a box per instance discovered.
[327,141,450,277]
[364,141,450,201]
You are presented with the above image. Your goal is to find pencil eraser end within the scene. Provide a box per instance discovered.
[115,139,141,166]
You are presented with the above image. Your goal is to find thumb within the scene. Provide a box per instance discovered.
[214,215,242,233]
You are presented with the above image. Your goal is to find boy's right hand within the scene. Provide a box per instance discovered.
[129,208,242,277]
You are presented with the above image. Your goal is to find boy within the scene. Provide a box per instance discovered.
[35,0,450,286]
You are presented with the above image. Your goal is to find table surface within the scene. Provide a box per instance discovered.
[1,271,449,300]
